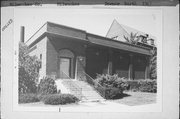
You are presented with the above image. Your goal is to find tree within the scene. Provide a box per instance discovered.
[124,32,157,79]
[149,47,157,79]
[19,42,40,94]
[123,32,140,45]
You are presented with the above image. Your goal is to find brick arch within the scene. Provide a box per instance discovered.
[59,49,75,58]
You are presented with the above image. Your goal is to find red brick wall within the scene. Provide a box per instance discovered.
[46,37,58,77]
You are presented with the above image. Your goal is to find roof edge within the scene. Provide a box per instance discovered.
[46,21,86,33]
[26,22,48,44]
[87,32,151,51]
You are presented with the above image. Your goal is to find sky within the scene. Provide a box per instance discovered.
[14,6,162,43]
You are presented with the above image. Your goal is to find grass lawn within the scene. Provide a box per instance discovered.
[19,101,80,107]
[19,91,156,107]
[110,91,156,106]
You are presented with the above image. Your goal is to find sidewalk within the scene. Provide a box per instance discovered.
[18,92,157,112]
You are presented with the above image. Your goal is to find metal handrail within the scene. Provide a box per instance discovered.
[76,59,107,98]
[82,71,102,87]
[81,71,106,98]
[59,70,82,100]
[76,59,104,88]
[59,70,71,79]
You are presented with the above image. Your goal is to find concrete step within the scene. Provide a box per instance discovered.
[60,80,104,101]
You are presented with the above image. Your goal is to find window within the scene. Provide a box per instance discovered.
[40,54,42,68]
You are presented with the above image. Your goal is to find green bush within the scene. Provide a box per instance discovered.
[126,80,140,91]
[19,93,40,103]
[95,74,128,99]
[105,88,122,99]
[96,74,128,89]
[95,74,157,95]
[96,86,124,99]
[42,94,79,105]
[150,47,157,79]
[19,42,40,94]
[126,79,157,93]
[19,67,38,94]
[139,79,157,93]
[37,76,57,97]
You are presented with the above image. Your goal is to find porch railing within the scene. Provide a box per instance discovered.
[80,71,107,99]
[59,70,70,79]
[76,58,107,99]
[59,70,83,100]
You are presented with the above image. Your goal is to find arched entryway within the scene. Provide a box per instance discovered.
[59,49,75,79]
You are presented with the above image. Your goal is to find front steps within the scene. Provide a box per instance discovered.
[56,79,104,102]
[55,80,71,94]
[72,80,104,102]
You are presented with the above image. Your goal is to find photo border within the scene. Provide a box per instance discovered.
[1,5,179,119]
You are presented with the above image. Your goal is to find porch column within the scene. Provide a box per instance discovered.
[76,56,86,80]
[107,49,113,75]
[145,56,150,79]
[128,54,133,80]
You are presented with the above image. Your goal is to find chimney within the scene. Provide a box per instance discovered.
[149,38,155,46]
[20,26,25,43]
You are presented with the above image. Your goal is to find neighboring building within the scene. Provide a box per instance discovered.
[106,20,156,48]
[25,21,156,81]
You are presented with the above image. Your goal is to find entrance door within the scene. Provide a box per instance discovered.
[59,58,71,79]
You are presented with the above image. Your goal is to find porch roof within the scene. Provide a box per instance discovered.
[87,33,152,56]
[26,21,152,56]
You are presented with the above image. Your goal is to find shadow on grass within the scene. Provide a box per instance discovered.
[110,93,131,100]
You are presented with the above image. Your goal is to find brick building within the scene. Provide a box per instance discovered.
[25,21,155,81]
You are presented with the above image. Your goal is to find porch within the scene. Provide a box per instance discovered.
[45,27,151,81]
[53,36,151,81]
[83,33,151,80]
[85,45,150,80]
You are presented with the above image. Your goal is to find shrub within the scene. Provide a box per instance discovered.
[95,86,124,99]
[138,79,157,93]
[42,94,79,105]
[96,74,128,89]
[105,87,122,99]
[19,93,40,103]
[126,80,140,91]
[19,42,40,94]
[37,76,57,97]
[150,47,157,79]
[95,74,128,99]
[126,79,157,93]
[19,67,38,94]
